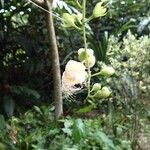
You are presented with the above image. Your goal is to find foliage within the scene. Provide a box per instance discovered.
[0,0,149,116]
[0,105,132,150]
[89,0,150,36]
[105,31,150,145]
[59,0,150,63]
[87,0,150,62]
[108,31,150,100]
[0,0,150,149]
[0,0,61,116]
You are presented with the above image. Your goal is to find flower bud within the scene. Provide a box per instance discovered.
[93,90,103,99]
[62,13,83,29]
[93,2,107,18]
[84,55,96,68]
[100,87,111,98]
[91,83,101,92]
[62,13,77,28]
[78,48,94,61]
[94,87,111,99]
[100,66,115,77]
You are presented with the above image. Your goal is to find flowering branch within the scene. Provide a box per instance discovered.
[61,1,114,107]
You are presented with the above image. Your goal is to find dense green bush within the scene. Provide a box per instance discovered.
[108,31,150,100]
[0,105,132,150]
[104,31,150,146]
[0,0,149,116]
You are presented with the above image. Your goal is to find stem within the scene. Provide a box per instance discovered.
[82,0,91,98]
[91,72,101,77]
[45,0,63,119]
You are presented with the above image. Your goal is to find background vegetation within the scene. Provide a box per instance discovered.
[0,0,150,149]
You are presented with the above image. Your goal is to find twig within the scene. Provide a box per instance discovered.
[28,0,62,20]
[29,0,44,7]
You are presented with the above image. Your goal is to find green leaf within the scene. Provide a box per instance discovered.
[72,119,85,143]
[34,106,42,114]
[62,119,73,136]
[77,105,95,113]
[0,115,6,137]
[95,131,115,149]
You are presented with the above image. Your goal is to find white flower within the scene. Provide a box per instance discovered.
[62,60,87,96]
[65,60,86,73]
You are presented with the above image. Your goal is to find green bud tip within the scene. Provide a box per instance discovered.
[100,66,115,77]
[93,2,107,18]
[91,83,101,92]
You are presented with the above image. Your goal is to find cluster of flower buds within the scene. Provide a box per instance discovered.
[62,1,107,29]
[93,86,111,99]
[89,65,115,100]
[62,13,82,29]
[90,83,111,99]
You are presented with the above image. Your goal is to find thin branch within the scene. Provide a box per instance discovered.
[29,0,49,12]
[29,0,44,7]
[28,0,62,20]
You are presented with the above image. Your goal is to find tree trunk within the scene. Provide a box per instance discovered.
[44,0,63,119]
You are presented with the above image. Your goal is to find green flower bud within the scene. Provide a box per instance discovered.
[91,83,101,92]
[100,87,111,98]
[62,13,82,30]
[62,13,76,27]
[93,90,103,99]
[100,66,115,77]
[93,2,107,18]
[78,48,94,61]
[84,55,96,68]
[94,87,111,99]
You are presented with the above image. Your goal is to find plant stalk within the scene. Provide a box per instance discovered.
[91,72,101,77]
[45,0,63,119]
[82,0,91,98]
